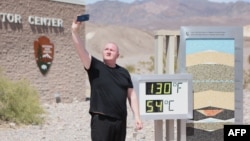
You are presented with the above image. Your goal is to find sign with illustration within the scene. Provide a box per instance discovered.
[34,36,54,75]
[179,26,243,141]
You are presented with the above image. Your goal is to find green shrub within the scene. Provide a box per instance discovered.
[0,73,45,125]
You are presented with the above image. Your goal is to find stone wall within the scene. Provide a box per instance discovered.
[0,0,88,103]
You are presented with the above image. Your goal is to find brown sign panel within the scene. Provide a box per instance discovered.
[34,36,54,75]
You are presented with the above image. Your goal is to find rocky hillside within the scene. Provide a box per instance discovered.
[86,0,250,31]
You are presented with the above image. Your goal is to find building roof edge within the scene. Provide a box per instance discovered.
[51,0,85,5]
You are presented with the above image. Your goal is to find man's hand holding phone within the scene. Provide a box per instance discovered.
[77,14,89,22]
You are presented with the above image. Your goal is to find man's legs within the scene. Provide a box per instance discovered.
[91,114,126,141]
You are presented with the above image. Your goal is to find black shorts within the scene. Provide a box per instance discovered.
[91,114,127,141]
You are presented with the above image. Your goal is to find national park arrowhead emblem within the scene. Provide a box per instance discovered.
[34,36,54,75]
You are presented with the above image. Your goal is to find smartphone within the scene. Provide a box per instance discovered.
[77,14,90,22]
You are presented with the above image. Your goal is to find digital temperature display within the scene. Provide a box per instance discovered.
[132,74,193,120]
[146,82,172,95]
[146,100,163,113]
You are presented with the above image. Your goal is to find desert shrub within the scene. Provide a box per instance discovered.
[244,70,250,89]
[248,55,250,64]
[0,72,45,125]
[125,64,136,73]
[148,56,154,72]
[137,56,154,73]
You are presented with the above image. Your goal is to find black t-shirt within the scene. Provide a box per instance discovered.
[86,57,133,119]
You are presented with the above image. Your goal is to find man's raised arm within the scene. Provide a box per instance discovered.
[71,17,91,69]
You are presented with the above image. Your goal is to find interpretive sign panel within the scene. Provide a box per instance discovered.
[179,26,243,141]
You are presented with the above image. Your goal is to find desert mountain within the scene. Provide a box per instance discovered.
[86,0,250,31]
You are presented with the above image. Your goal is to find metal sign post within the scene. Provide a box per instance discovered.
[134,30,192,141]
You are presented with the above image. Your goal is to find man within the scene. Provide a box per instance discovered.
[71,17,143,141]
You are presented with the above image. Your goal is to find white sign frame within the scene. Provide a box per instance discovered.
[132,73,193,120]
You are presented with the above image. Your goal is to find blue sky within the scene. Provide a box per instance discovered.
[186,39,234,55]
[84,0,250,4]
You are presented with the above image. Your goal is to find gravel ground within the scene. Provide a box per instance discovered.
[0,100,155,141]
[0,90,250,141]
